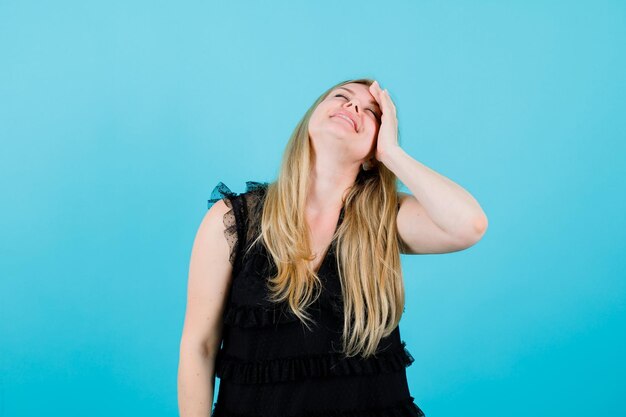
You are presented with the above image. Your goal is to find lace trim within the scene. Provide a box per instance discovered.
[208,181,269,207]
[215,341,415,384]
[210,396,425,417]
[207,181,269,266]
[223,297,403,333]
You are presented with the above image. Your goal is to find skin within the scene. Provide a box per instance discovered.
[307,80,488,260]
[178,79,489,416]
[307,82,382,210]
[306,82,384,267]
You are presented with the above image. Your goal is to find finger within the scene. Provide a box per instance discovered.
[371,82,386,107]
[371,82,395,117]
[371,81,384,97]
[382,89,397,114]
[376,88,390,114]
[369,84,382,104]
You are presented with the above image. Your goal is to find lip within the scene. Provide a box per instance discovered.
[331,111,358,131]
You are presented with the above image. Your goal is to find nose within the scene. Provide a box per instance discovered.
[344,99,360,114]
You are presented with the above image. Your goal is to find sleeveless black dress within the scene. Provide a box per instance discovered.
[207,180,426,417]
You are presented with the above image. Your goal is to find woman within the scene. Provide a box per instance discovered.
[178,78,488,417]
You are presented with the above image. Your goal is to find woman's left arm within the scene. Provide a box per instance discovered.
[370,81,488,254]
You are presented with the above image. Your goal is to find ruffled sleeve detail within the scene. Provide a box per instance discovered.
[207,181,269,208]
[215,340,416,384]
[207,181,269,268]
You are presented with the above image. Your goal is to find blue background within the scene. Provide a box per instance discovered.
[1,1,624,416]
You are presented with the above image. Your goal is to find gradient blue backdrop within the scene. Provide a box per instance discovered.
[1,1,624,416]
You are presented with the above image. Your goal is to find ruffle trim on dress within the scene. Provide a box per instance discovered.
[207,180,269,267]
[215,341,415,384]
[207,180,269,209]
[223,301,301,328]
[210,396,425,417]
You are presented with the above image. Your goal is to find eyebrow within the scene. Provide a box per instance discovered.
[334,87,381,110]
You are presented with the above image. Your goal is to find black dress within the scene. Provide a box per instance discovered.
[207,180,426,417]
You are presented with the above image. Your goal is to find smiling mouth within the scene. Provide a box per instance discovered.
[332,115,356,131]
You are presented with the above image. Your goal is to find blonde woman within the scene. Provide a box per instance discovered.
[178,78,488,417]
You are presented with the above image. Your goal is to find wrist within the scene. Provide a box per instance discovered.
[379,145,404,167]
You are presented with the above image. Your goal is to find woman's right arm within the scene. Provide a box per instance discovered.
[178,199,234,417]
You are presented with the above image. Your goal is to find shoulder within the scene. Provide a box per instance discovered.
[397,191,411,203]
[199,198,231,245]
[194,198,232,267]
[206,179,270,236]
[205,180,268,267]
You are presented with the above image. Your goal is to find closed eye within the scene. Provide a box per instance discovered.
[334,94,381,124]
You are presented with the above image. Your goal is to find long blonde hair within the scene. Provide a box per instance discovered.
[249,78,405,359]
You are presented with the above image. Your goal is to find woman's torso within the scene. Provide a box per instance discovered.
[207,181,425,417]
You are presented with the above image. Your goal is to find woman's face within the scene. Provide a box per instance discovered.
[308,82,382,163]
